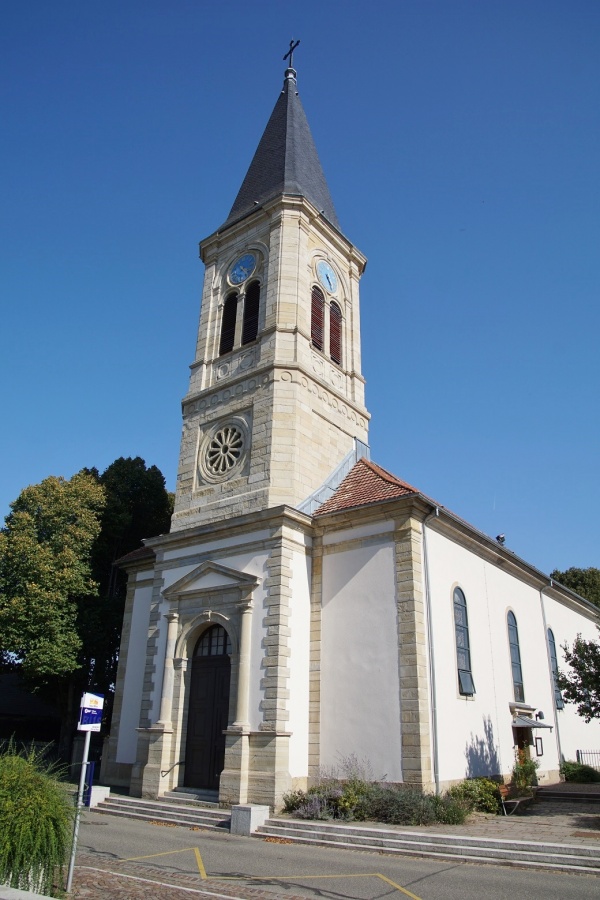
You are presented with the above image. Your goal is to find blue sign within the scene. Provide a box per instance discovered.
[77,692,104,732]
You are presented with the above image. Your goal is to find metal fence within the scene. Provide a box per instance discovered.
[576,749,600,771]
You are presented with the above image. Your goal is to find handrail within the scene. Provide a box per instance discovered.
[161,759,184,777]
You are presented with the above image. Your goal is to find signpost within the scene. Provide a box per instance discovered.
[66,692,104,893]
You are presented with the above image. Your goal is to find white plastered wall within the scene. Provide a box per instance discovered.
[426,527,600,784]
[542,593,600,761]
[321,530,402,781]
[287,548,311,776]
[116,579,153,763]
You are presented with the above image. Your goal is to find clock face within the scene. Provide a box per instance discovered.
[316,260,338,294]
[229,253,256,285]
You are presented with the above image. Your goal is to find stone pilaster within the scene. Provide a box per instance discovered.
[130,724,173,799]
[394,517,433,790]
[260,528,294,733]
[220,731,250,805]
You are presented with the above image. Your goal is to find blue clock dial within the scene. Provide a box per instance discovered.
[229,253,257,285]
[316,260,338,294]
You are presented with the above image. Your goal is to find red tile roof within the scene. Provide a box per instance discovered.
[115,545,156,566]
[314,458,419,517]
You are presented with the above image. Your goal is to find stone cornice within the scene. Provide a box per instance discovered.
[199,195,367,274]
[145,504,313,555]
[181,360,370,421]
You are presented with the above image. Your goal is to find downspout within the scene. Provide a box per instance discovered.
[540,580,563,766]
[422,506,440,794]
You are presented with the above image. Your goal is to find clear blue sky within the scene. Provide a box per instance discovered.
[1,1,598,575]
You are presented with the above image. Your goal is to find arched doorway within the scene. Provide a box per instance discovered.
[184,624,231,790]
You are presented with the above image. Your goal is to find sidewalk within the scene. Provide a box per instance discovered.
[71,855,309,900]
[365,781,600,849]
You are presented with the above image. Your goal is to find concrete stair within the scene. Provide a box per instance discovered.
[93,792,600,873]
[95,795,230,831]
[255,817,600,873]
[536,787,600,803]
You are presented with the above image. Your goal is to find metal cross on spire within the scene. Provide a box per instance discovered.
[283,39,300,68]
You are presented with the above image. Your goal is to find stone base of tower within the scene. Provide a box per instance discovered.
[130,725,174,799]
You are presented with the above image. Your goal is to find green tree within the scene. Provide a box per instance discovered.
[550,567,600,609]
[556,629,600,722]
[76,457,173,719]
[0,472,105,683]
[0,458,172,759]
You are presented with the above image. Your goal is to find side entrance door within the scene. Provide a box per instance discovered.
[184,625,231,790]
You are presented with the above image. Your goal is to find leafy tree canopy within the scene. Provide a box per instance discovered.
[556,629,600,722]
[0,458,172,757]
[0,472,105,682]
[77,457,173,701]
[550,567,600,608]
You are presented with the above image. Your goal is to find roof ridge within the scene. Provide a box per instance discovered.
[314,457,419,518]
[358,458,419,492]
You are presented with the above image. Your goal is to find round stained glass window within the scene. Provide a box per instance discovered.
[205,425,244,476]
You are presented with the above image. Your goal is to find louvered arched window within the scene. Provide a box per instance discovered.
[219,293,238,355]
[507,611,524,702]
[311,286,325,351]
[329,301,342,365]
[547,628,564,710]
[242,280,260,345]
[454,587,475,695]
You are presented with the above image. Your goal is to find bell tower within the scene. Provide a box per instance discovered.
[171,63,369,531]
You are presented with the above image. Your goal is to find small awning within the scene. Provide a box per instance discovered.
[512,715,553,729]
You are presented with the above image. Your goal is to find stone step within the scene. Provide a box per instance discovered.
[536,789,600,803]
[256,818,600,873]
[95,796,230,830]
[163,789,220,807]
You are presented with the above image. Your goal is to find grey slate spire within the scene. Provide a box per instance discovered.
[222,67,340,231]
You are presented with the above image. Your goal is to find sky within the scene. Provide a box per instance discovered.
[1,1,598,576]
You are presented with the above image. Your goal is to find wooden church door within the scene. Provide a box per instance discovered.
[184,625,231,790]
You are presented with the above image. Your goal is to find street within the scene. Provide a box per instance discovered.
[78,810,599,900]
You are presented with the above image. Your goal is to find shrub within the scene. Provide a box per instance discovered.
[560,760,600,783]
[447,777,502,814]
[0,742,73,896]
[511,750,539,795]
[282,789,306,812]
[283,755,469,826]
[431,793,470,825]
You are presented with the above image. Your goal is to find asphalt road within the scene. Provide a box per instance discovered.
[79,810,599,900]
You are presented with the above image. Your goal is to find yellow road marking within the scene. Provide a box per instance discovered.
[217,871,423,897]
[124,847,199,862]
[376,873,424,899]
[123,848,423,897]
[194,847,207,880]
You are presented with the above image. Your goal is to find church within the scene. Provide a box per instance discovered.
[101,59,599,806]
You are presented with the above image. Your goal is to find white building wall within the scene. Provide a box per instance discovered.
[287,549,311,777]
[116,580,153,763]
[426,527,600,785]
[321,536,402,781]
[542,593,600,761]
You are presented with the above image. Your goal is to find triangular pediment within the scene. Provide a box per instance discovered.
[163,561,259,600]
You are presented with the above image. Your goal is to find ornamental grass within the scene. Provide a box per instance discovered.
[0,741,73,897]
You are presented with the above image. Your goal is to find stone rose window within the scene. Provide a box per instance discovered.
[206,425,244,476]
